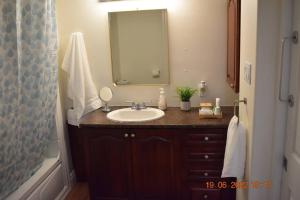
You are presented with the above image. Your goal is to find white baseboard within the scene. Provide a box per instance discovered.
[55,170,75,200]
[69,170,77,187]
[55,186,71,200]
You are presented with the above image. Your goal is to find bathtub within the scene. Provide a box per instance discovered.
[6,155,70,200]
[5,90,72,200]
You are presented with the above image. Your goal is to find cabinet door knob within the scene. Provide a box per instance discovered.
[203,194,208,199]
[204,136,209,141]
[131,133,135,138]
[204,155,209,159]
[204,172,209,176]
[230,83,234,88]
[124,133,129,138]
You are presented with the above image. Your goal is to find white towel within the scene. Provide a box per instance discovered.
[66,109,78,126]
[62,32,101,126]
[221,116,246,179]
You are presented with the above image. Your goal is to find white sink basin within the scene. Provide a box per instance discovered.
[107,108,165,122]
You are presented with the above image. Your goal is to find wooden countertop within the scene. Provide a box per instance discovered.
[79,107,234,129]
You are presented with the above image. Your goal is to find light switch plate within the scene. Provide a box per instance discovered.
[244,62,252,85]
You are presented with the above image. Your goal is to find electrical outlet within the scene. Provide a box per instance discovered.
[244,62,251,85]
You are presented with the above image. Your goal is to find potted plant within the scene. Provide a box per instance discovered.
[176,87,197,111]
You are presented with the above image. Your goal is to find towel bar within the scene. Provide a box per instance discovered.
[234,98,247,124]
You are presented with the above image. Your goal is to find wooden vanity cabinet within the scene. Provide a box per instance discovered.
[227,0,241,93]
[84,128,179,200]
[68,125,236,200]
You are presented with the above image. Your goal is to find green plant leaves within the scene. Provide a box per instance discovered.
[176,87,197,102]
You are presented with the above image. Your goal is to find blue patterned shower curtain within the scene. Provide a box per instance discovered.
[0,0,57,198]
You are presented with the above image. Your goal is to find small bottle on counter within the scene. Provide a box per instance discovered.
[158,88,167,110]
[214,98,221,115]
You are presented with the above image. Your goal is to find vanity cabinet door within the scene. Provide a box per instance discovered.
[227,0,241,93]
[130,130,178,200]
[87,130,132,200]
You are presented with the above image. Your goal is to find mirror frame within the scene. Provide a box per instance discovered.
[108,9,170,86]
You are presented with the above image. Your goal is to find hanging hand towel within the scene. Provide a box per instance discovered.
[221,116,246,179]
[62,32,101,126]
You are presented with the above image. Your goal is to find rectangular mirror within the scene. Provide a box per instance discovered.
[109,9,169,85]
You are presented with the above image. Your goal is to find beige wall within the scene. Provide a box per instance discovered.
[56,0,235,109]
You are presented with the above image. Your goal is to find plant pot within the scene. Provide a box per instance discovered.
[180,101,191,111]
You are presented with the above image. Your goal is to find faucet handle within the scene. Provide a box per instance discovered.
[125,101,137,109]
[140,102,147,109]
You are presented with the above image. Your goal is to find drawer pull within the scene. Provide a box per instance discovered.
[204,172,208,176]
[204,155,209,159]
[203,194,208,199]
[131,133,135,138]
[204,136,209,141]
[124,133,129,138]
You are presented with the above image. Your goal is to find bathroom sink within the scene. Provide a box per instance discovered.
[107,108,165,122]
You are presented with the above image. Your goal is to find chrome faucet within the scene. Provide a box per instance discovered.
[127,101,147,110]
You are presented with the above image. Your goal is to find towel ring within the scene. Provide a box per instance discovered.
[234,98,247,124]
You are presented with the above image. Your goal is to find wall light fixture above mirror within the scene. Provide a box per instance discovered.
[108,9,169,86]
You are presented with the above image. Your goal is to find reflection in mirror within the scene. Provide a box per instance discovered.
[100,87,113,112]
[109,9,169,85]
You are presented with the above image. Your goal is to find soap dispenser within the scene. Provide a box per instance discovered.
[158,88,167,110]
[214,98,221,115]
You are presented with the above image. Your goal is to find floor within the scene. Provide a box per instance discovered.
[65,183,89,200]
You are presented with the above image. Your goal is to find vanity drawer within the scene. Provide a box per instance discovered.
[186,152,224,160]
[185,142,226,153]
[183,180,236,200]
[185,128,227,135]
[190,188,222,200]
[186,133,227,143]
[188,169,222,179]
[186,160,224,170]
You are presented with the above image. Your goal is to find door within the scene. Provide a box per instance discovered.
[281,1,300,199]
[87,131,132,200]
[131,130,177,200]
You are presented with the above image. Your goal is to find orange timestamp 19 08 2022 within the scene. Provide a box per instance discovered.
[206,180,272,190]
